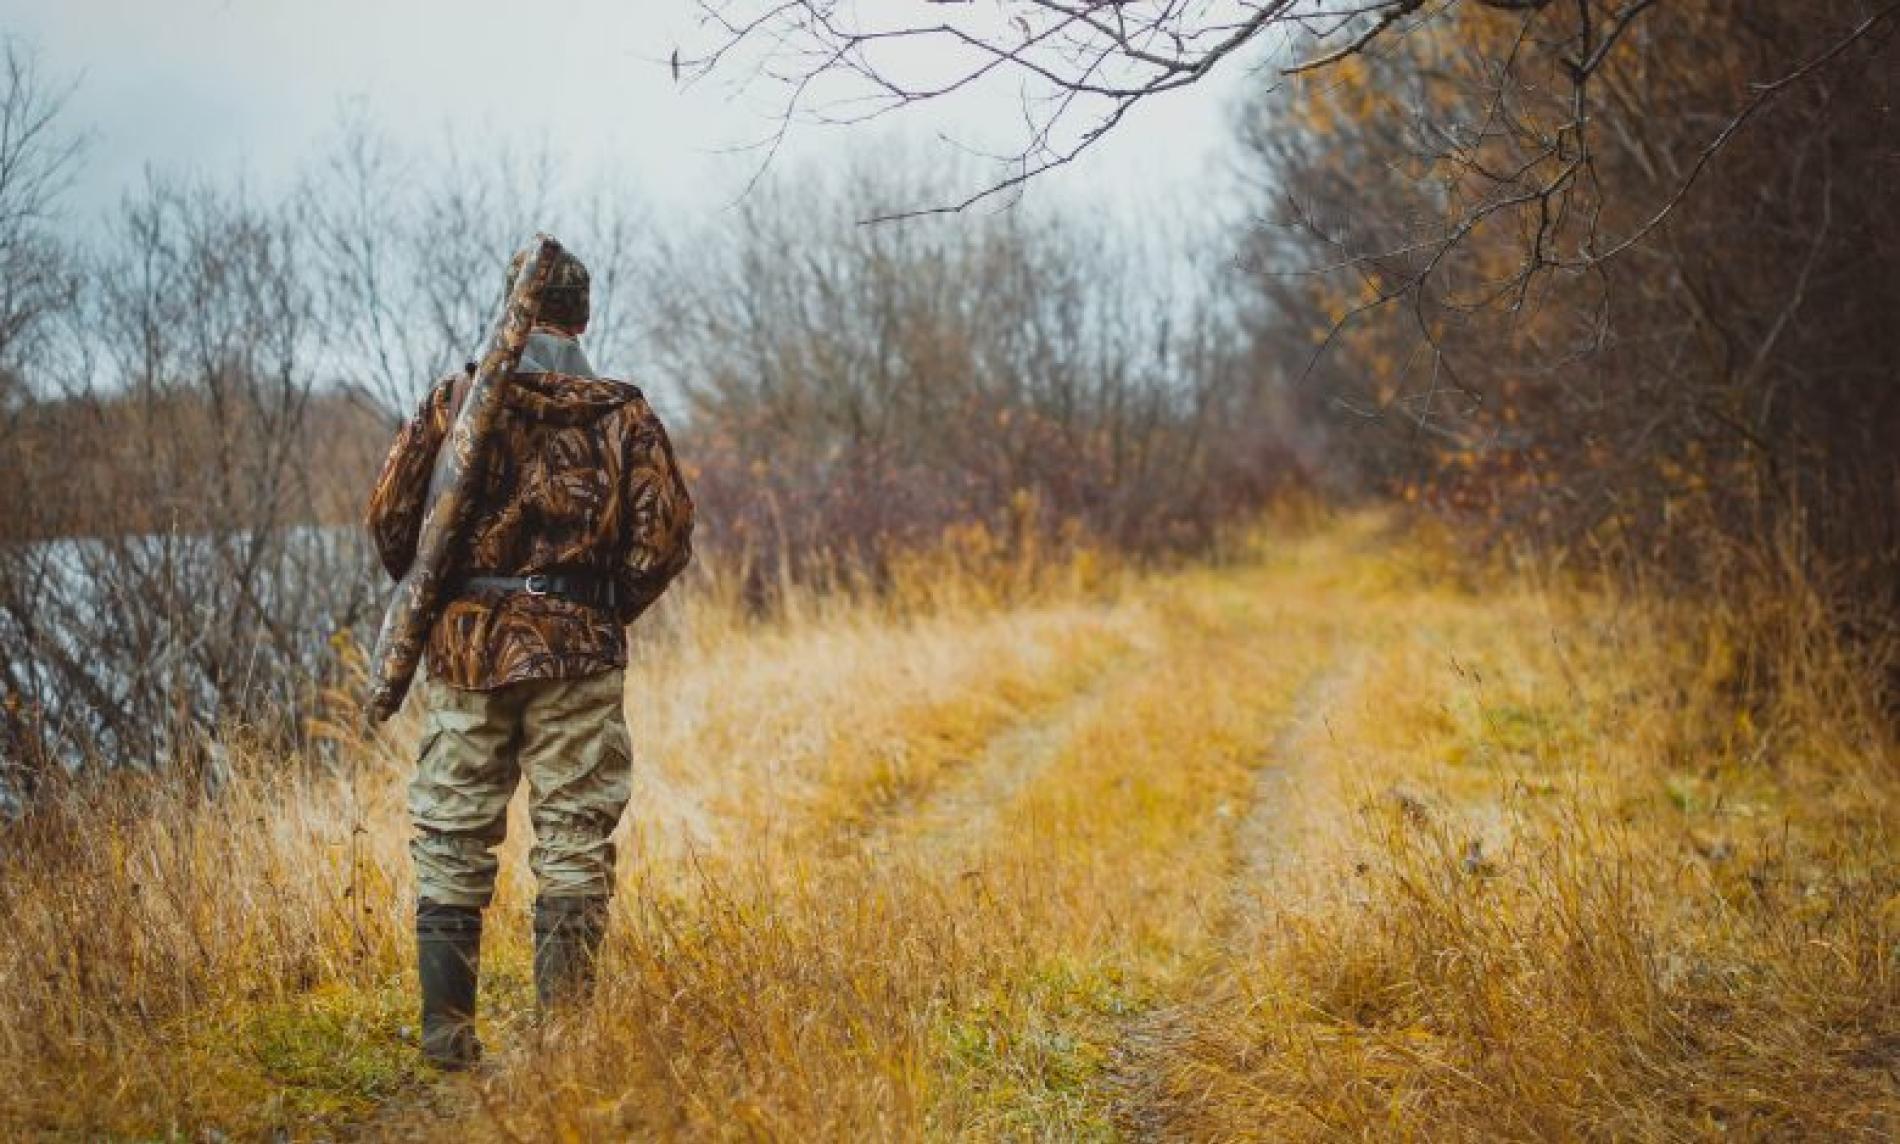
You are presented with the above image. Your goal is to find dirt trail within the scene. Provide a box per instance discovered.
[1105,654,1364,1141]
[865,651,1142,865]
[1229,654,1362,911]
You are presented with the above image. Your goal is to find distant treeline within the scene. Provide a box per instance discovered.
[0,380,385,542]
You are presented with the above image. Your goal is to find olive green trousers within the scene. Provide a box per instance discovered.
[408,669,633,908]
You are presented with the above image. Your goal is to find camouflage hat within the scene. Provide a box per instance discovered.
[506,245,591,331]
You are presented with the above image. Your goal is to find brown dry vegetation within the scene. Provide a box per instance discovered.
[1236,0,1900,690]
[0,388,386,541]
[1,511,1891,1140]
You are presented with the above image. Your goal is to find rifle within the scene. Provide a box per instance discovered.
[366,233,564,723]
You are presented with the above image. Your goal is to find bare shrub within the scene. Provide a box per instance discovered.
[0,180,383,776]
[646,156,1302,599]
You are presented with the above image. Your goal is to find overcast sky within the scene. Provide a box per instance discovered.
[4,0,1257,233]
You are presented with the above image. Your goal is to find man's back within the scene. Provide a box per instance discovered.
[366,332,694,689]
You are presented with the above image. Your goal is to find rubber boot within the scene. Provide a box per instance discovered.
[416,901,483,1070]
[533,896,608,1012]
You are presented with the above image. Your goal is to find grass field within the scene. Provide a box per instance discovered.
[1,513,1894,1140]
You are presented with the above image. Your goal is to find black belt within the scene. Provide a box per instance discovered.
[458,573,619,611]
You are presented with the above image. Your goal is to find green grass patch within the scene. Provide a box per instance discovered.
[932,955,1149,1140]
[168,977,425,1136]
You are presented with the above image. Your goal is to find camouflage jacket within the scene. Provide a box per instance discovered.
[365,334,694,690]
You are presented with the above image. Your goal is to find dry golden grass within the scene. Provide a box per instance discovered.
[0,512,1893,1140]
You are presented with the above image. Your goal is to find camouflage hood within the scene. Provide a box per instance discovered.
[502,371,640,428]
[500,331,635,428]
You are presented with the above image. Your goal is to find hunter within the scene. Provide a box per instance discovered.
[365,247,694,1070]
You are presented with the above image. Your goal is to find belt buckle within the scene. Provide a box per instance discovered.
[523,574,551,597]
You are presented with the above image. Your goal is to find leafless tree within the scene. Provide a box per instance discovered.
[0,42,81,367]
[645,153,1298,593]
[686,0,1900,692]
[300,118,656,422]
[0,44,82,797]
[0,179,391,778]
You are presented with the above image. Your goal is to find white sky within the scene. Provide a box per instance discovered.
[4,0,1257,232]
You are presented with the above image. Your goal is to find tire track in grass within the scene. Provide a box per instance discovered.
[1229,655,1364,910]
[1104,651,1366,1142]
[901,572,1344,1137]
[745,608,1145,865]
[858,639,1152,867]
